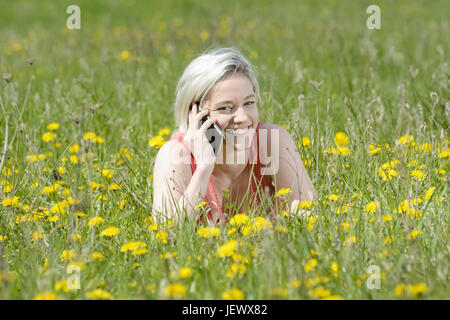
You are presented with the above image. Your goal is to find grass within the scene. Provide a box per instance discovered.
[0,0,448,299]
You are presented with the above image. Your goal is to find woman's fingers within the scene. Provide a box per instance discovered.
[199,118,216,135]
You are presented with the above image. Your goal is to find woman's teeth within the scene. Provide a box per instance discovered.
[227,126,251,135]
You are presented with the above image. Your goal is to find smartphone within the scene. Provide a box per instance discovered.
[193,101,224,156]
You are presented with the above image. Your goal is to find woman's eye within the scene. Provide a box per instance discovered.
[218,106,232,111]
[245,101,255,106]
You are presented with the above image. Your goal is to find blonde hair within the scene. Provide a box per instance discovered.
[173,47,261,132]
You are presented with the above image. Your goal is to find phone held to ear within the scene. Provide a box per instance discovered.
[192,101,224,156]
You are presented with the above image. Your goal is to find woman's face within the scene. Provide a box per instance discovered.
[202,72,259,150]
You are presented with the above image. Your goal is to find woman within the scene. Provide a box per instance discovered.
[152,47,317,224]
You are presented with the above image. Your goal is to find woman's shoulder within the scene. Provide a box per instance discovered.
[154,138,193,172]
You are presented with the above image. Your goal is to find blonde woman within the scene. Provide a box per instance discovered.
[152,47,316,224]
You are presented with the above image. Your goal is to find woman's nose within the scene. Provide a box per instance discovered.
[233,105,250,122]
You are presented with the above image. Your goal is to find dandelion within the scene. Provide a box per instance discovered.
[60,250,76,262]
[369,144,382,155]
[407,230,422,240]
[42,132,56,142]
[275,188,292,197]
[148,136,166,149]
[86,289,111,300]
[83,132,97,141]
[92,252,104,261]
[299,136,311,148]
[304,258,317,272]
[108,183,121,191]
[119,50,132,61]
[308,286,331,299]
[1,196,20,207]
[194,201,207,210]
[216,240,238,257]
[364,201,378,214]
[226,263,247,278]
[382,214,393,222]
[47,123,60,131]
[334,132,350,146]
[298,200,315,210]
[398,135,415,146]
[437,150,450,158]
[120,241,146,252]
[158,128,171,136]
[156,231,168,244]
[69,144,80,153]
[229,213,249,226]
[422,186,435,200]
[88,216,104,227]
[165,283,186,299]
[407,283,428,298]
[241,217,272,236]
[54,280,69,292]
[200,30,210,41]
[222,289,245,300]
[99,169,114,179]
[179,267,193,279]
[331,262,339,277]
[33,292,57,300]
[100,226,120,237]
[344,235,356,245]
[32,230,43,242]
[197,227,220,238]
[410,169,426,181]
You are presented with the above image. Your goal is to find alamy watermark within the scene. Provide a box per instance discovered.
[66,5,81,30]
[366,5,381,30]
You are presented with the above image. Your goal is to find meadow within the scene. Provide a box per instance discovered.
[0,0,448,299]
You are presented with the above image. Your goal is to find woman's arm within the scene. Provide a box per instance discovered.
[151,141,213,223]
[269,124,318,213]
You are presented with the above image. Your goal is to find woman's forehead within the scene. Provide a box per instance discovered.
[207,73,254,101]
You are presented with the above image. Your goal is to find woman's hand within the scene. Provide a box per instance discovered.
[183,103,217,171]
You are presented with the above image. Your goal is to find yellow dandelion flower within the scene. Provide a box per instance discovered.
[148,135,166,149]
[60,250,76,262]
[119,50,132,61]
[229,213,249,226]
[194,201,207,210]
[165,283,186,299]
[156,231,168,244]
[304,258,317,272]
[364,201,379,214]
[334,132,350,146]
[407,283,428,298]
[83,132,96,141]
[100,226,120,237]
[369,144,382,155]
[42,132,56,142]
[200,30,210,41]
[47,123,59,131]
[33,292,57,300]
[407,229,422,240]
[158,128,171,136]
[86,289,111,300]
[179,267,193,279]
[196,227,220,238]
[88,216,104,227]
[1,196,20,207]
[226,263,247,278]
[69,144,80,153]
[437,149,450,158]
[410,169,426,181]
[398,135,415,146]
[222,288,245,300]
[120,241,146,252]
[92,252,104,261]
[275,188,292,197]
[308,286,331,299]
[216,240,238,257]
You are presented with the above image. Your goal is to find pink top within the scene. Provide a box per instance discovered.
[168,121,277,223]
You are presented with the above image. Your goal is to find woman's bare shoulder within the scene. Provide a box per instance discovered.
[153,140,192,176]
